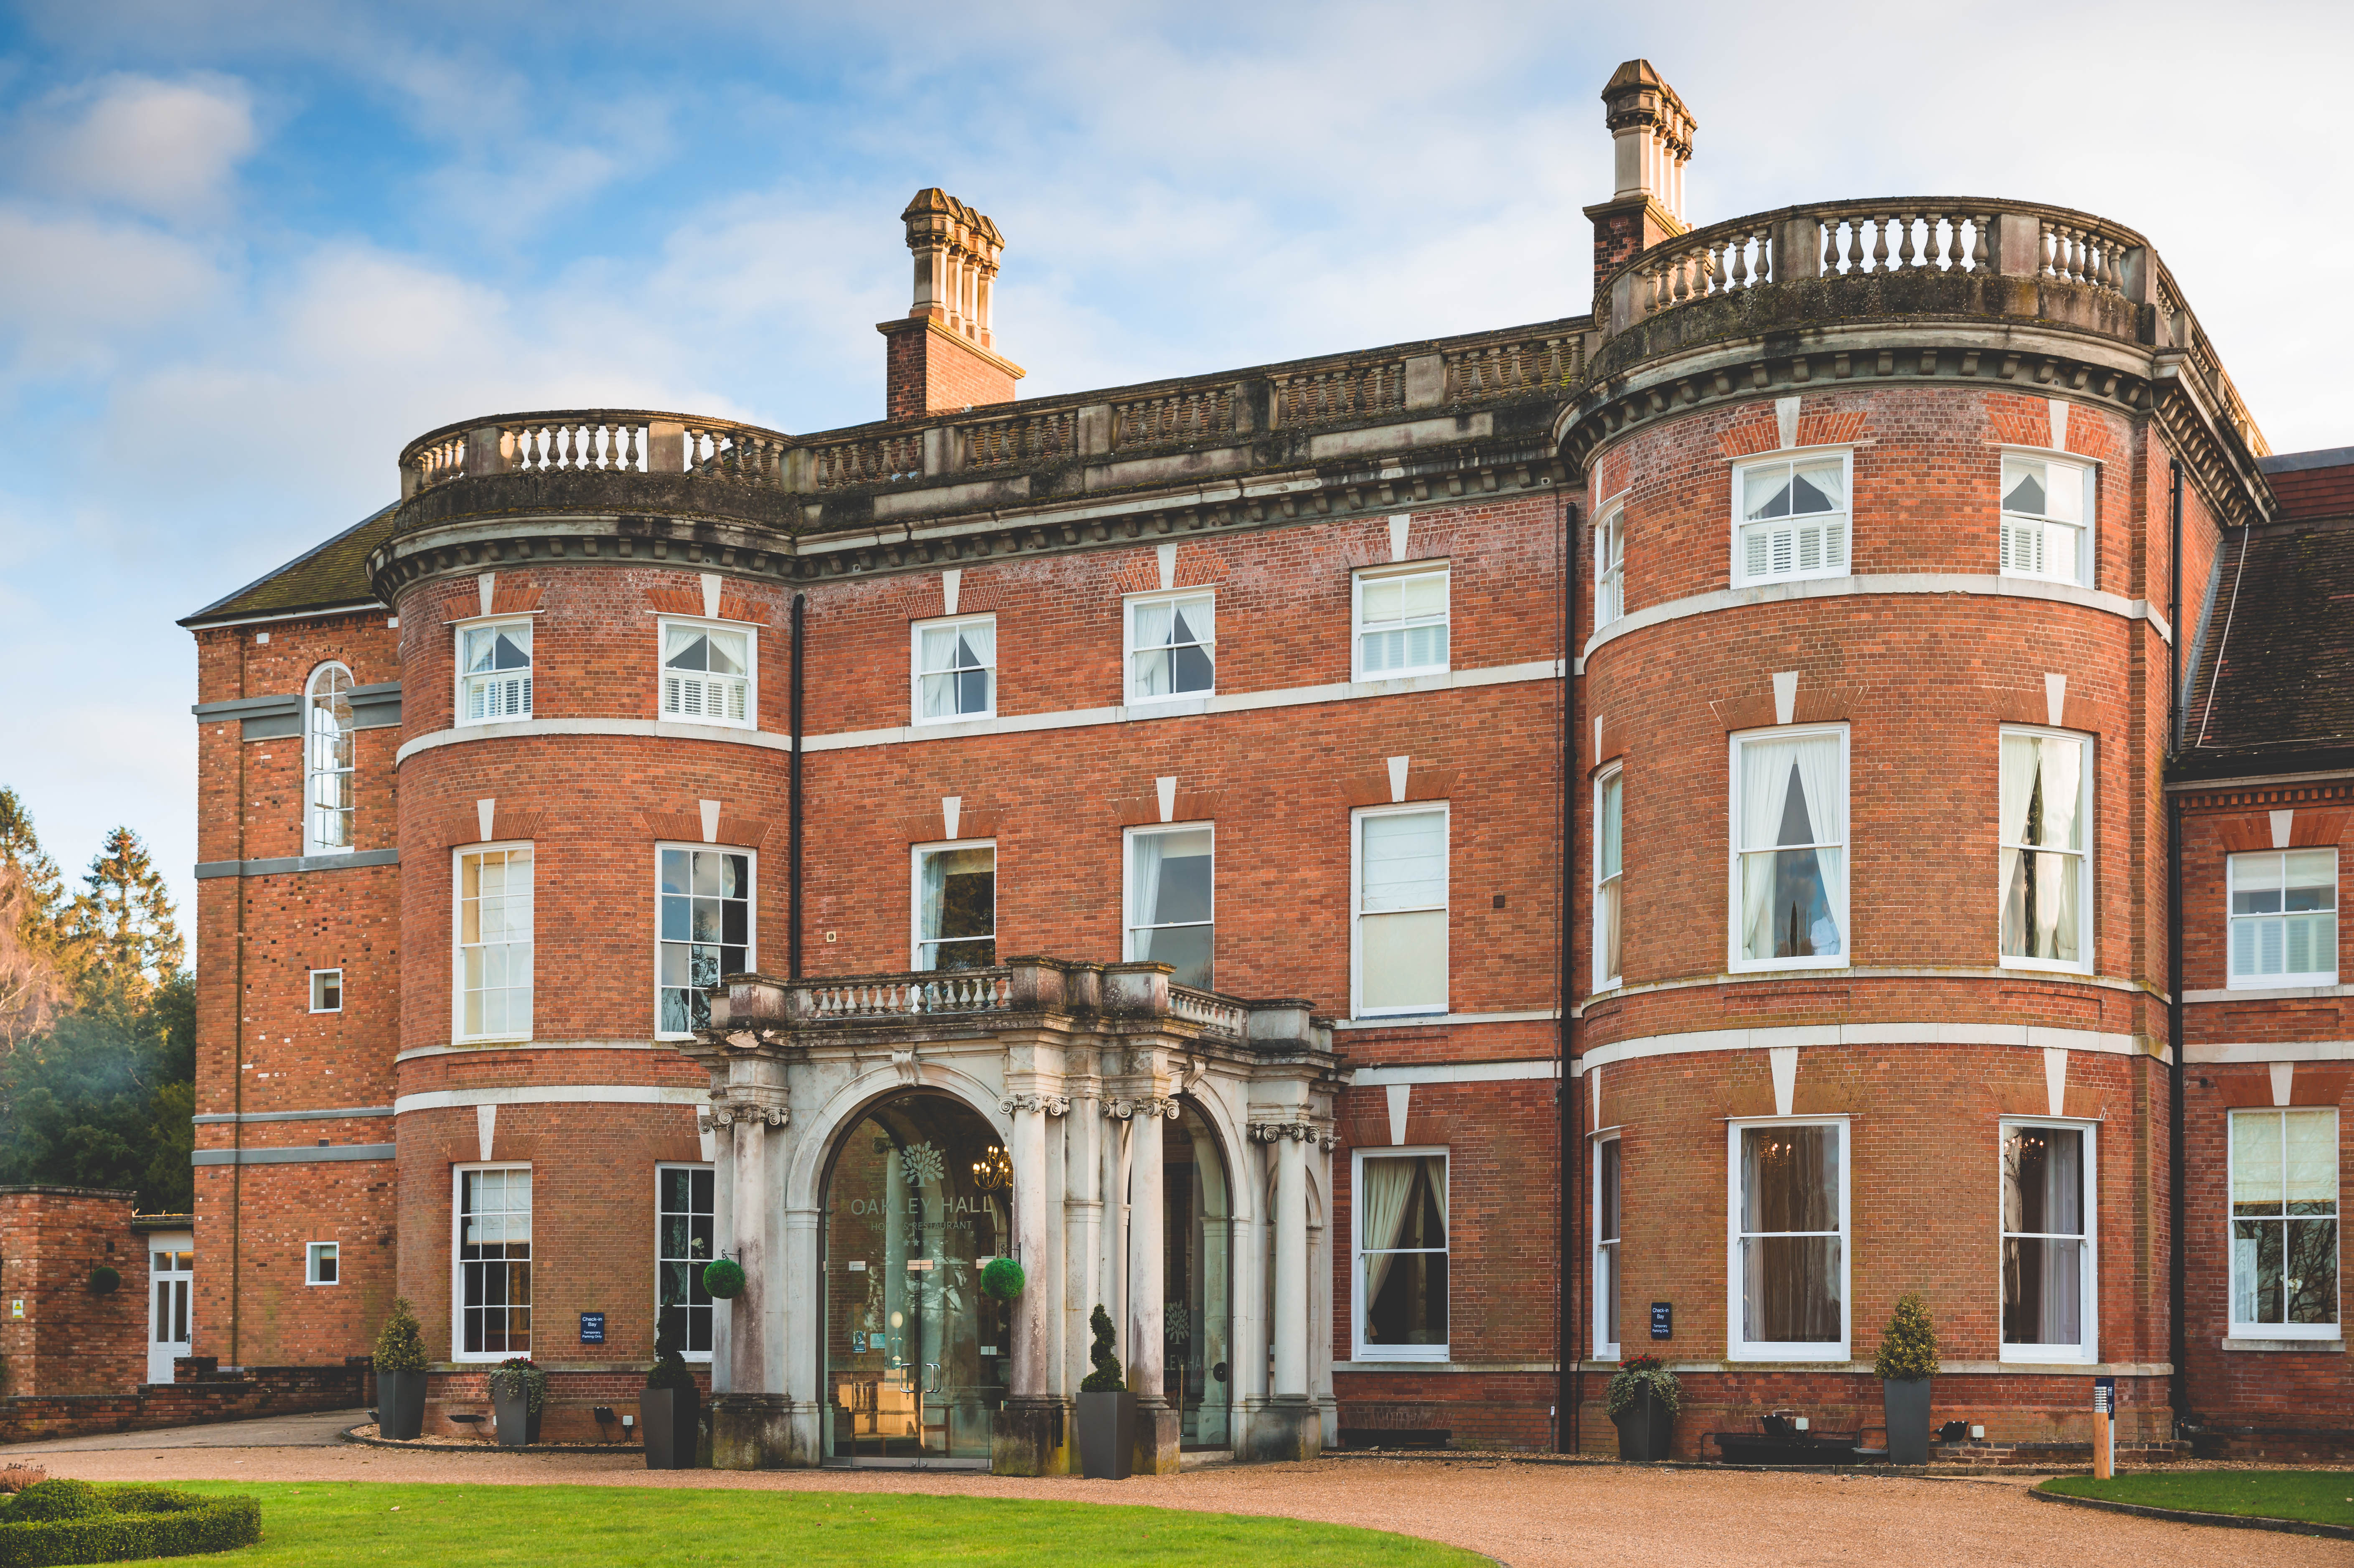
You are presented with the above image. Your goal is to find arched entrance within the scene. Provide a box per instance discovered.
[820,1091,1010,1466]
[1165,1100,1233,1449]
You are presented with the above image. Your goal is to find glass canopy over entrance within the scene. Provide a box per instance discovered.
[821,1091,1009,1465]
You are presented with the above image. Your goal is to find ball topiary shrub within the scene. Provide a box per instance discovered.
[85,1268,120,1297]
[702,1259,746,1300]
[0,1483,260,1564]
[980,1258,1025,1301]
[373,1296,429,1376]
[1873,1291,1941,1382]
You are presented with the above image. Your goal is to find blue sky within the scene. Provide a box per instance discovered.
[2,0,2350,933]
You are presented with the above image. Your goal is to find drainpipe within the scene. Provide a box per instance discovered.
[789,594,806,980]
[230,630,247,1370]
[1558,488,1579,1454]
[2166,460,2187,1431]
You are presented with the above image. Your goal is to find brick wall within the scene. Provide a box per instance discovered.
[882,320,1019,419]
[0,1189,145,1398]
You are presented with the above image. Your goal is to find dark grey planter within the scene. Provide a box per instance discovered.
[493,1388,541,1446]
[1076,1390,1136,1479]
[377,1370,426,1440]
[1612,1387,1673,1460]
[641,1386,701,1469]
[1882,1377,1932,1464]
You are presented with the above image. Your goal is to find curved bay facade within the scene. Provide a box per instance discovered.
[180,59,2349,1467]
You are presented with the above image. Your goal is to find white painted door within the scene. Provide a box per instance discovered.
[146,1233,193,1385]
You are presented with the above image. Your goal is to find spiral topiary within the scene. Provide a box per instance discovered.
[980,1258,1025,1301]
[702,1258,746,1300]
[1079,1303,1125,1393]
[646,1321,697,1393]
[1873,1291,1941,1382]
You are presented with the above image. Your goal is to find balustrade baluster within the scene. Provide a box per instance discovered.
[1843,221,1863,276]
[1870,217,1891,274]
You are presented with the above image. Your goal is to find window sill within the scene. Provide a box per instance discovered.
[1998,1349,2095,1365]
[911,713,996,727]
[2221,979,2341,994]
[2223,1336,2345,1352]
[1125,692,1215,712]
[1998,570,2088,590]
[453,1035,534,1047]
[1726,959,1849,976]
[1347,1349,1450,1365]
[1998,959,2093,977]
[1726,1349,1850,1364]
[1352,667,1452,686]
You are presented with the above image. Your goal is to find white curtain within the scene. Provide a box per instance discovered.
[1795,459,1845,513]
[2041,1132,2082,1341]
[918,851,948,965]
[1129,833,1166,957]
[1738,741,1793,959]
[1999,734,2040,844]
[1793,735,1845,953]
[2285,1109,2337,1207]
[1357,1158,1417,1310]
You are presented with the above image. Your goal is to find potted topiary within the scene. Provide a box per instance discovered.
[373,1297,430,1440]
[488,1356,546,1446]
[1873,1292,1940,1464]
[1605,1352,1679,1461]
[641,1324,701,1470]
[1075,1304,1134,1479]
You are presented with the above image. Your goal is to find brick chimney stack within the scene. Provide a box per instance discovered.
[880,188,1027,420]
[1582,60,1695,312]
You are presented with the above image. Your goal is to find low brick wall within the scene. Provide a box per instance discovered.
[0,1362,369,1446]
[425,1367,711,1446]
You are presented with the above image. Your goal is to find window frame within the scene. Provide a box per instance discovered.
[1594,765,1624,991]
[309,968,343,1014]
[2227,1106,2341,1340]
[653,844,757,1041]
[1122,588,1217,706]
[1594,501,1626,629]
[1725,1115,1851,1362]
[2226,849,2340,991]
[1726,724,1851,975]
[451,1162,533,1363]
[1349,1144,1450,1362]
[304,661,356,856]
[1351,562,1452,683]
[1730,448,1853,589]
[453,616,535,727]
[655,1162,718,1363]
[1122,822,1215,988]
[910,613,998,725]
[1997,725,2095,976]
[909,837,999,972]
[1594,1133,1622,1361]
[305,1240,339,1287]
[1350,801,1450,1019]
[655,615,758,731]
[1996,1118,2099,1364]
[1996,447,2097,588]
[452,841,535,1044]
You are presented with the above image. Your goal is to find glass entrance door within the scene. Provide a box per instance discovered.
[146,1233,193,1385]
[822,1093,1009,1465]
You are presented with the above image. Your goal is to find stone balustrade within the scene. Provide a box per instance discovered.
[1604,197,2158,333]
[398,409,797,498]
[702,956,1327,1053]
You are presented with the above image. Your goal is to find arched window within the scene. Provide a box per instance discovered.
[305,663,356,855]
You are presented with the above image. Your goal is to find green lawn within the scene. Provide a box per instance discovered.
[106,1482,1481,1566]
[2041,1471,2354,1528]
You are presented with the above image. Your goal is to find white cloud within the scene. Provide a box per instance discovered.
[0,207,227,375]
[10,73,257,222]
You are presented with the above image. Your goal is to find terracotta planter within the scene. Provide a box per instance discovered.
[1076,1390,1136,1479]
[1612,1387,1673,1460]
[376,1370,426,1441]
[641,1386,701,1469]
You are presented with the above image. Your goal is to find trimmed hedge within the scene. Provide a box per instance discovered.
[0,1483,260,1565]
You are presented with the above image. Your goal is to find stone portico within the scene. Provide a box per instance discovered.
[678,958,1347,1473]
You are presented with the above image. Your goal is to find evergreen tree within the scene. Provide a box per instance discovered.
[0,971,196,1210]
[0,791,71,1052]
[66,827,181,1005]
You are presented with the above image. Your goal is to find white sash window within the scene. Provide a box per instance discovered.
[305,663,356,854]
[1126,592,1215,701]
[2228,850,2338,988]
[1734,455,1848,586]
[1999,729,2092,972]
[1595,505,1625,628]
[661,621,753,727]
[1353,805,1448,1016]
[1353,564,1450,680]
[455,844,533,1041]
[1730,727,1848,971]
[2000,1122,2097,1362]
[914,616,997,722]
[458,622,533,724]
[1125,825,1214,989]
[2000,455,2094,585]
[1729,1120,1848,1361]
[2229,1108,2339,1338]
[1595,767,1624,989]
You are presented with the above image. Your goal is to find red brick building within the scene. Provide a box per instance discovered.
[178,60,2348,1468]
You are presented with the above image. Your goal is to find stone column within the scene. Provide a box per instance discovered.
[707,1062,796,1469]
[1248,1121,1320,1461]
[1125,1097,1180,1473]
[991,1092,1069,1475]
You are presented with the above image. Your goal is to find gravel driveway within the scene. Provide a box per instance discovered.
[28,1442,2345,1567]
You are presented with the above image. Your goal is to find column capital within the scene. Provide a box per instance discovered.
[999,1092,1071,1117]
[1108,1095,1180,1121]
[702,1083,788,1129]
[1248,1119,1320,1144]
